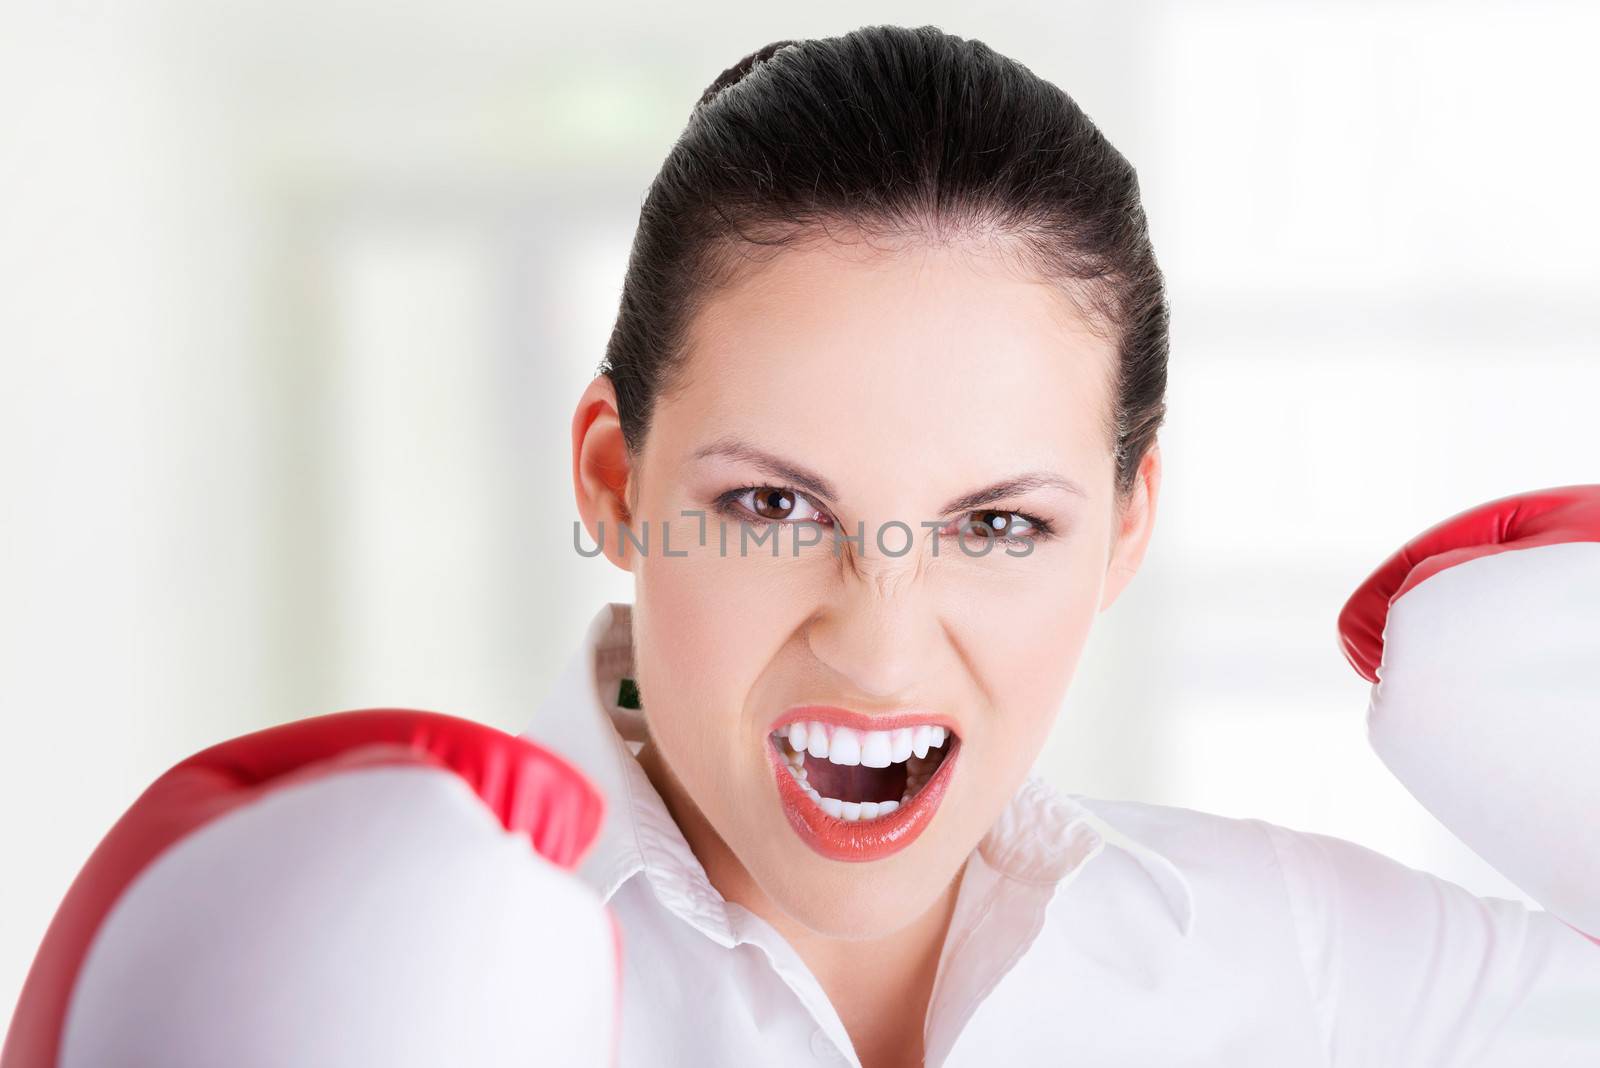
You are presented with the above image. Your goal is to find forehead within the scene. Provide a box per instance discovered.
[660,238,1118,492]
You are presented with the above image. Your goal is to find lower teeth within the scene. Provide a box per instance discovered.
[779,743,943,822]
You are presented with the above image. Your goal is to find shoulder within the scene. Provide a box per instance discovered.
[1063,797,1308,957]
[1069,794,1460,912]
[1069,793,1413,893]
[1070,794,1289,887]
[1046,793,1600,1062]
[1044,797,1340,1009]
[1063,793,1378,952]
[1067,793,1542,951]
[1009,792,1322,1022]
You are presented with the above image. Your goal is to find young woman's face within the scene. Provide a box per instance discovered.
[573,234,1159,939]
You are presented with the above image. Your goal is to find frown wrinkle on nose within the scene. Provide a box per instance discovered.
[805,552,939,693]
[841,532,933,599]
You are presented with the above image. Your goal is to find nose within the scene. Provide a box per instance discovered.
[804,552,942,701]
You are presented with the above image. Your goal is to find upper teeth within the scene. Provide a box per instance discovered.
[783,721,948,767]
[774,721,952,820]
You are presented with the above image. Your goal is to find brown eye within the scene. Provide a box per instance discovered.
[729,486,832,528]
[752,488,796,520]
[956,510,1037,541]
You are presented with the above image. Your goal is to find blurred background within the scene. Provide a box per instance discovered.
[4,0,1598,1011]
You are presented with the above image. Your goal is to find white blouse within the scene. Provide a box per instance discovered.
[519,603,1600,1066]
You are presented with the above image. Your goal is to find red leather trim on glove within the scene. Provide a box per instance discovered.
[2,708,605,1068]
[1337,485,1600,684]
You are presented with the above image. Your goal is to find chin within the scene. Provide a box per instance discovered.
[733,709,983,937]
[755,847,968,941]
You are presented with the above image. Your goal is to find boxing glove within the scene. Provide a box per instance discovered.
[1338,485,1600,939]
[2,708,619,1068]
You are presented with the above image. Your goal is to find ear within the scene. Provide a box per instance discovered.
[1099,441,1161,612]
[571,374,637,573]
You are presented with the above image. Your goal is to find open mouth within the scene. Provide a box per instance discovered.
[764,710,961,861]
[769,721,954,820]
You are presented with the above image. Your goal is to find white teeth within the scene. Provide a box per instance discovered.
[859,731,892,768]
[792,724,952,769]
[822,796,903,822]
[828,727,861,766]
[773,720,955,820]
[779,760,914,822]
[890,728,914,764]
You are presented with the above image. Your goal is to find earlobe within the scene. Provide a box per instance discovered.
[571,374,637,573]
[1098,443,1162,612]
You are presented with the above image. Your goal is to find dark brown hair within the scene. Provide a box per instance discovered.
[599,24,1168,502]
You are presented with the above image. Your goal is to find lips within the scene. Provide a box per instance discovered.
[764,706,961,862]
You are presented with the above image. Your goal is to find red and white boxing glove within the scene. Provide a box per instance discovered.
[2,709,619,1068]
[1338,484,1600,939]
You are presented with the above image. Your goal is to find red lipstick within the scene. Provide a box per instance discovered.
[764,706,961,862]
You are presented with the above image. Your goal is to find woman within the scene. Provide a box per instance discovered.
[8,22,1596,1068]
[533,23,1599,1068]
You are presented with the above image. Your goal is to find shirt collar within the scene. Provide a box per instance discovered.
[521,601,1195,945]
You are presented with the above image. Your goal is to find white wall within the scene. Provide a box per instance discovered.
[3,0,1596,1015]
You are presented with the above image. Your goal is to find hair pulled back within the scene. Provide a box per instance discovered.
[599,24,1168,501]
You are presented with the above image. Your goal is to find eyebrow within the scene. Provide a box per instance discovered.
[691,436,1087,515]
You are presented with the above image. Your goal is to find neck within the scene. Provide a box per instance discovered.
[638,741,960,1068]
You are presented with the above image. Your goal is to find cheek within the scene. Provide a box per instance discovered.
[636,509,843,689]
[960,543,1106,775]
[637,543,814,686]
[632,547,809,797]
[998,601,1093,737]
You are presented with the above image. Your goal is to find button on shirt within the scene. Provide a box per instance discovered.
[520,603,1600,1066]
